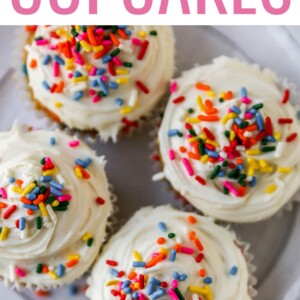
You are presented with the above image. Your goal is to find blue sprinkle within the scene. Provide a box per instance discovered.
[123,287,132,294]
[125,29,132,36]
[205,150,219,158]
[168,129,179,137]
[133,261,146,268]
[173,272,180,280]
[84,158,92,167]
[110,268,119,277]
[54,54,65,65]
[249,176,257,187]
[32,187,40,195]
[69,285,79,296]
[158,222,167,232]
[241,87,247,98]
[149,277,161,286]
[19,217,26,231]
[297,110,300,120]
[90,80,98,87]
[204,277,213,284]
[108,81,119,90]
[50,137,56,146]
[40,176,52,183]
[234,118,242,126]
[230,266,238,275]
[237,165,244,171]
[26,193,36,200]
[96,68,105,76]
[75,158,86,168]
[98,78,108,95]
[23,204,39,210]
[42,54,51,65]
[267,136,276,142]
[22,64,28,76]
[179,274,188,281]
[170,249,176,262]
[218,171,225,177]
[9,177,15,184]
[152,287,165,300]
[118,25,127,29]
[147,283,155,295]
[255,112,264,131]
[102,54,112,64]
[115,98,124,106]
[50,181,64,190]
[57,264,65,278]
[122,280,131,288]
[231,106,241,114]
[72,91,84,101]
[73,71,82,78]
[132,291,139,299]
[42,80,50,90]
[50,187,63,196]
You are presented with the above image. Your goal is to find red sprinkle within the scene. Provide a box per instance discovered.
[265,117,273,136]
[108,61,116,76]
[106,260,118,267]
[136,80,150,94]
[286,133,298,143]
[3,205,17,219]
[278,118,293,124]
[173,96,185,104]
[139,274,145,289]
[195,176,206,186]
[195,253,205,263]
[96,197,105,205]
[282,89,290,104]
[138,40,149,60]
[203,127,215,140]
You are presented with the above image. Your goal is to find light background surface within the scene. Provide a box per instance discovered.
[0,26,300,300]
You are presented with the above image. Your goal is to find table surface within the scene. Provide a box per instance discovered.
[0,26,300,300]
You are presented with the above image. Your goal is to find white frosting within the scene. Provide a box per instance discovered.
[158,57,300,223]
[25,26,175,141]
[87,206,251,300]
[0,125,113,289]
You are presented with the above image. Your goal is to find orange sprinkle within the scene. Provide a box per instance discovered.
[30,59,37,68]
[193,238,204,252]
[42,266,49,273]
[205,107,218,115]
[224,91,233,100]
[35,290,51,297]
[188,152,200,160]
[179,146,187,153]
[110,33,120,46]
[15,179,23,187]
[173,244,181,252]
[20,197,32,205]
[199,268,206,277]
[117,29,127,39]
[236,158,243,165]
[27,209,34,216]
[187,215,197,224]
[189,231,196,240]
[33,194,45,205]
[192,144,200,156]
[77,165,91,179]
[198,115,219,122]
[239,186,247,197]
[195,82,211,91]
[157,237,166,245]
[0,202,7,209]
[87,27,97,46]
[54,81,64,93]
[145,253,165,268]
[66,259,79,268]
[205,99,213,108]
[128,271,137,280]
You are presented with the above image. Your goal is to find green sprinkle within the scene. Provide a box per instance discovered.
[228,168,240,179]
[261,146,276,152]
[168,233,176,239]
[150,30,158,36]
[210,165,221,180]
[111,26,118,33]
[239,121,249,129]
[40,157,46,165]
[223,187,229,195]
[39,186,46,194]
[224,131,230,138]
[222,161,229,167]
[75,42,81,53]
[87,238,94,247]
[123,62,133,68]
[53,206,68,212]
[219,97,224,103]
[238,174,247,180]
[110,48,120,57]
[98,91,107,97]
[199,142,205,156]
[189,129,197,137]
[261,137,268,146]
[71,28,78,37]
[36,217,42,230]
[45,196,56,204]
[252,103,264,110]
[177,132,183,138]
[187,108,194,114]
[238,180,246,187]
[59,201,70,207]
[173,288,185,300]
[36,263,43,274]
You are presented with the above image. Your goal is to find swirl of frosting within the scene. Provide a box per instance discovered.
[0,125,112,289]
[158,56,300,223]
[87,206,251,300]
[24,25,175,141]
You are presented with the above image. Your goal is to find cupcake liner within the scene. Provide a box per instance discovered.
[150,69,300,222]
[13,26,175,143]
[0,124,119,292]
[85,204,257,299]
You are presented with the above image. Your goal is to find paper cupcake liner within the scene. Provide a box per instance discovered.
[85,204,257,299]
[13,26,175,144]
[0,125,119,292]
[150,72,300,223]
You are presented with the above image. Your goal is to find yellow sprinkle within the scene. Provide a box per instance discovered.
[188,137,199,144]
[201,155,209,164]
[265,184,277,194]
[74,167,83,178]
[186,117,200,124]
[82,233,93,242]
[72,76,88,83]
[274,132,281,141]
[189,285,209,295]
[66,58,74,64]
[199,133,207,141]
[116,68,129,75]
[206,90,216,97]
[0,226,9,241]
[220,91,226,98]
[75,25,81,32]
[68,254,81,260]
[138,31,147,38]
[197,96,205,112]
[51,200,59,207]
[247,166,255,177]
[260,166,274,173]
[65,64,75,71]
[134,282,139,289]
[133,250,142,262]
[229,131,235,142]
[85,64,92,72]
[116,78,129,85]
[56,28,66,36]
[22,183,36,196]
[48,271,58,280]
[247,158,259,169]
[43,167,58,176]
[221,115,229,125]
[228,112,238,119]
[39,203,49,217]
[246,149,260,156]
[277,167,292,173]
[80,40,92,52]
[159,247,168,255]
[259,160,268,168]
[54,101,63,108]
[11,186,23,194]
[92,45,104,52]
[120,106,133,115]
[106,280,119,286]
[206,140,219,147]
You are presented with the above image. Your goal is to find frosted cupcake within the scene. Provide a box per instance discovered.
[23,25,175,141]
[87,206,254,300]
[158,56,300,222]
[0,125,113,289]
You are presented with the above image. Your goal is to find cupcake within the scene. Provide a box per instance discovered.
[23,25,175,142]
[87,206,254,300]
[157,56,300,223]
[0,124,113,290]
